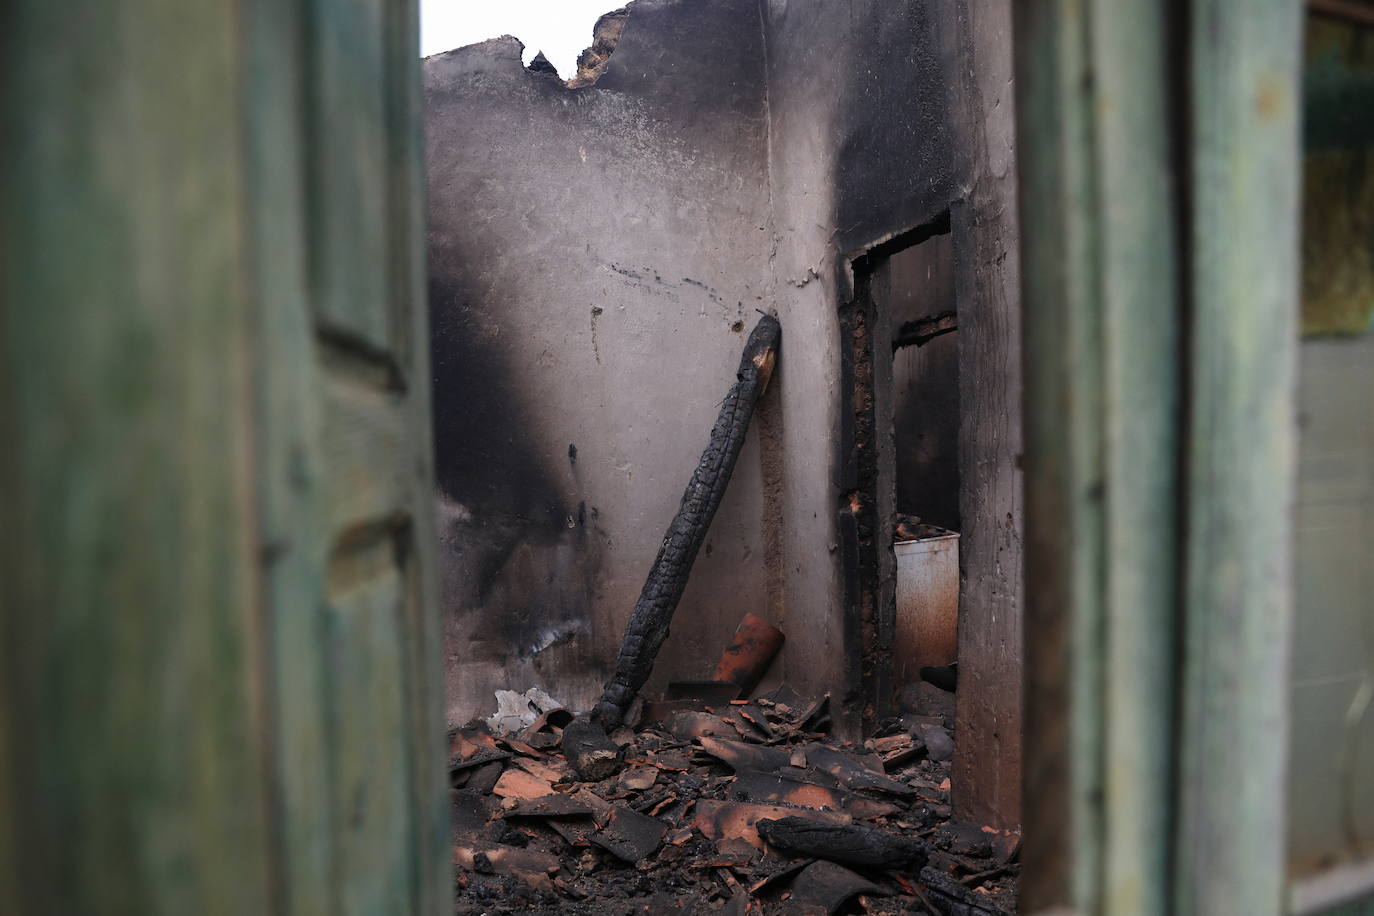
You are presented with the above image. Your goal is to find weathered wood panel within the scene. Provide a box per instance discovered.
[1016,0,1301,912]
[0,4,273,912]
[1016,0,1182,910]
[309,0,395,354]
[1015,0,1110,902]
[1091,4,1183,914]
[946,0,1025,834]
[0,0,448,912]
[251,0,448,912]
[1176,3,1302,914]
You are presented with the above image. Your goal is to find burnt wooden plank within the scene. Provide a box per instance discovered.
[756,816,927,869]
[946,0,1024,834]
[592,315,780,728]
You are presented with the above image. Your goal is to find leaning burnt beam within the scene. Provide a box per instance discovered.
[591,314,781,728]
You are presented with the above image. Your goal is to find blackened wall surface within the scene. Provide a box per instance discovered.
[763,0,1022,825]
[428,0,1021,821]
[758,0,958,737]
[425,1,775,723]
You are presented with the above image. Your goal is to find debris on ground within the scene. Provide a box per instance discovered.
[486,686,567,735]
[450,679,1018,915]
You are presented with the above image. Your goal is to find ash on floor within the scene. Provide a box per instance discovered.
[450,681,1018,915]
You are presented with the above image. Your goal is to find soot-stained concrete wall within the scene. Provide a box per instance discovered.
[425,0,776,724]
[428,2,1021,818]
[759,0,958,737]
[760,2,1023,832]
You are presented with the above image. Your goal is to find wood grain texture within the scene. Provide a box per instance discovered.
[1014,0,1107,904]
[0,0,448,912]
[1177,2,1302,913]
[1017,0,1301,912]
[1014,0,1182,911]
[1090,3,1182,915]
[0,3,273,912]
[946,0,1025,833]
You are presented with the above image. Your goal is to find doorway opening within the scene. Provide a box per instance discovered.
[838,210,959,731]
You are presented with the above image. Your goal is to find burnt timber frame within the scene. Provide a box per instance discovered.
[837,216,953,736]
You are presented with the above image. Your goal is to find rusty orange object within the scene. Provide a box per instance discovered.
[712,613,785,696]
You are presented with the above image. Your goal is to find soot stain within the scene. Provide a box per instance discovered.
[429,272,598,658]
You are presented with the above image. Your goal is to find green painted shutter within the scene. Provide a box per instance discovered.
[0,1,447,914]
[1016,1,1302,913]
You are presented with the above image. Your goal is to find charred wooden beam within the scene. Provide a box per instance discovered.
[756,816,928,870]
[592,315,781,728]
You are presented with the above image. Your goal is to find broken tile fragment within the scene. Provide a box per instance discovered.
[513,754,569,785]
[730,770,899,819]
[617,766,658,792]
[692,800,849,851]
[696,735,791,773]
[590,805,667,862]
[804,743,917,795]
[782,859,885,915]
[453,842,560,890]
[500,794,595,819]
[493,767,555,800]
[670,711,736,741]
[464,760,505,794]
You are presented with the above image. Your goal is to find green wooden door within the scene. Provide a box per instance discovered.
[1016,0,1302,913]
[0,1,447,914]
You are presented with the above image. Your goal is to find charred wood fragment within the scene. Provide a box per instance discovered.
[918,864,1012,915]
[562,718,623,782]
[592,315,782,728]
[756,816,928,870]
[892,310,957,350]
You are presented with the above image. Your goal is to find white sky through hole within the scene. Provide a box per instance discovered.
[419,1,620,77]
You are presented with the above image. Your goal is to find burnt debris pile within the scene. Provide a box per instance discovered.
[449,673,1018,915]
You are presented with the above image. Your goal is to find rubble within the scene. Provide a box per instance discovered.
[563,718,626,782]
[486,686,566,735]
[451,682,1019,915]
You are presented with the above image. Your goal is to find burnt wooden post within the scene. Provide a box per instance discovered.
[944,0,1026,835]
[0,0,448,913]
[1015,0,1301,913]
[593,315,781,728]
